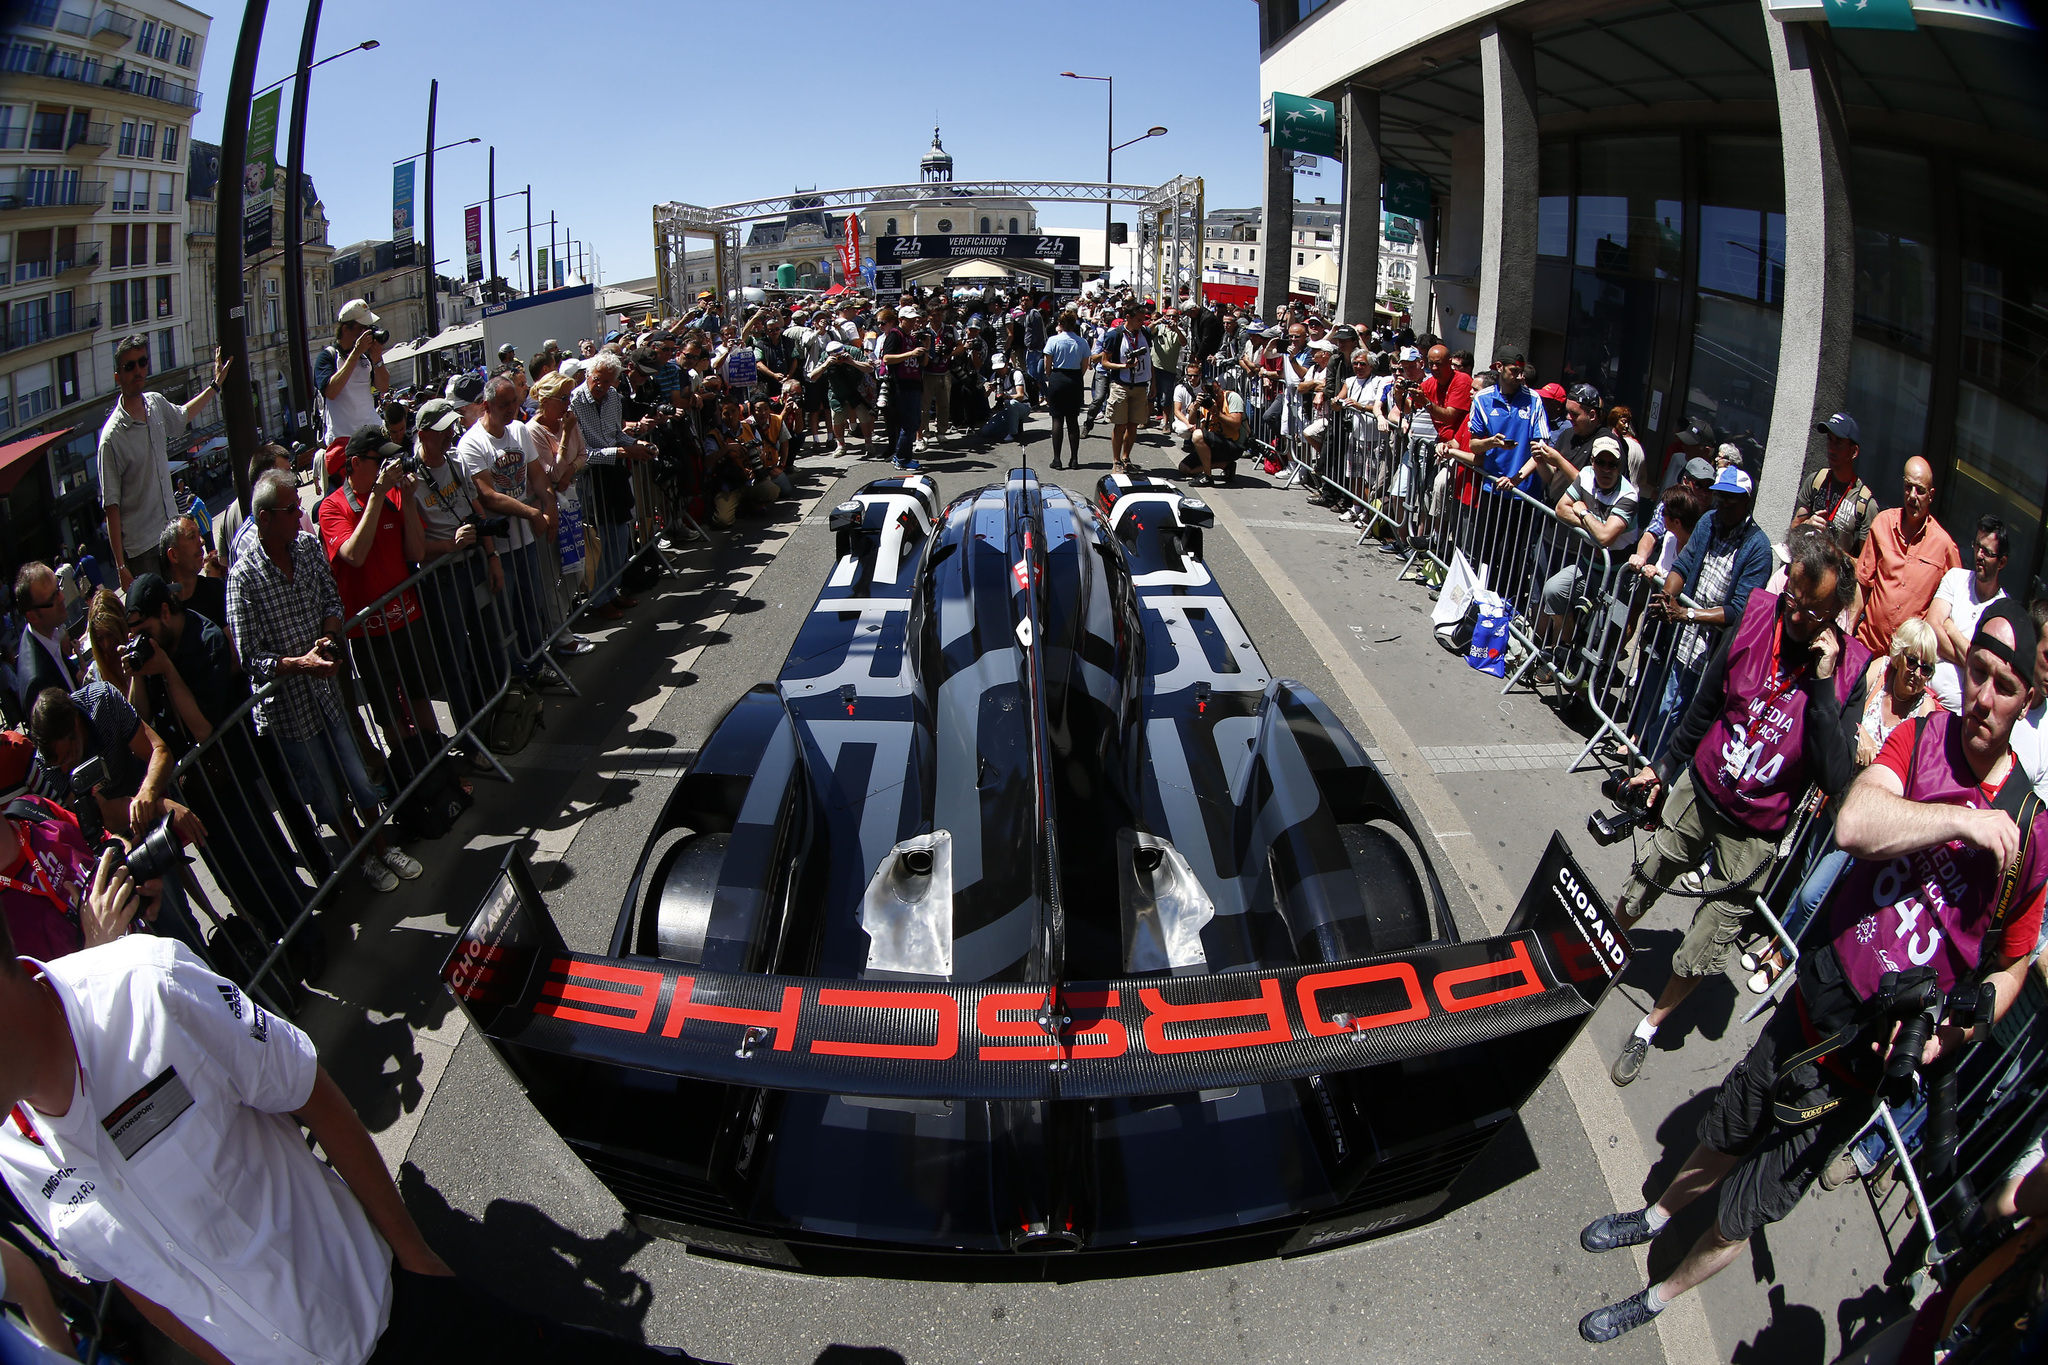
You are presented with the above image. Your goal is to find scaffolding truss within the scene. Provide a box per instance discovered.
[652,177,1200,315]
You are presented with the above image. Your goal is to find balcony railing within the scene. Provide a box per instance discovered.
[89,11,136,44]
[0,181,106,211]
[56,244,100,275]
[11,54,203,112]
[0,302,101,356]
[54,11,92,37]
[67,122,112,151]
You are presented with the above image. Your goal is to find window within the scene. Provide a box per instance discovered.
[156,274,172,317]
[156,327,175,371]
[155,222,171,264]
[108,278,125,325]
[109,169,128,213]
[1296,253,1304,266]
[1232,248,1240,261]
[156,175,172,212]
[176,34,192,67]
[130,172,147,212]
[29,110,63,151]
[55,351,76,404]
[5,43,46,75]
[262,277,277,295]
[129,278,146,324]
[1009,218,1019,233]
[109,225,126,269]
[136,123,153,159]
[155,27,171,60]
[1315,232,1331,243]
[980,217,990,232]
[135,20,155,53]
[884,218,897,235]
[17,361,54,420]
[25,1,59,26]
[117,121,135,156]
[160,126,176,161]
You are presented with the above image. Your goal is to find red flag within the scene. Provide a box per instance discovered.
[840,213,861,288]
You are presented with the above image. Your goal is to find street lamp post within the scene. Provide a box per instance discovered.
[1060,72,1113,273]
[1110,125,1168,282]
[281,23,377,444]
[394,132,479,339]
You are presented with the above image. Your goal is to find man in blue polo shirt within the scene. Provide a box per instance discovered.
[1469,347,1549,496]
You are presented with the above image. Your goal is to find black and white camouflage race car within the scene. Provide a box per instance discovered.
[445,468,1629,1271]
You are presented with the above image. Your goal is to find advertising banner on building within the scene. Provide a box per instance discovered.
[392,161,416,268]
[553,257,565,289]
[465,205,483,284]
[241,89,281,254]
[1263,92,1339,158]
[536,247,549,292]
[1383,165,1432,222]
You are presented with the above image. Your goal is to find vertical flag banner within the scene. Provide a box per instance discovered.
[553,257,564,289]
[242,89,281,253]
[464,205,483,284]
[536,247,549,291]
[392,161,416,268]
[841,213,861,286]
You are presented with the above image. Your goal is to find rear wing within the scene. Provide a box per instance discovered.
[445,834,1625,1102]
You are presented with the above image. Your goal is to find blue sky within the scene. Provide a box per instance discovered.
[193,0,1290,286]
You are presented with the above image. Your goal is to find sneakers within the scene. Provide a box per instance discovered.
[382,848,424,880]
[895,459,922,473]
[551,635,596,657]
[1818,1144,1861,1192]
[362,858,399,893]
[1611,1035,1650,1086]
[1579,1288,1661,1343]
[1580,1208,1658,1253]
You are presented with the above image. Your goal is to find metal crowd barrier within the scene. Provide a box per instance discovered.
[161,544,515,1012]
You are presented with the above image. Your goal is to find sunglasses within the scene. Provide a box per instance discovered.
[120,357,150,373]
[23,594,60,611]
[1899,656,1936,676]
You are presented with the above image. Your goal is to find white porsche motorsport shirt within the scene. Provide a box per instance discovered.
[0,939,394,1365]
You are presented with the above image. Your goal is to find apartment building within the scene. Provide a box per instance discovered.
[1200,200,1420,311]
[183,138,335,444]
[0,0,208,563]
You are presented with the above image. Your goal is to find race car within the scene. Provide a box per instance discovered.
[446,468,1630,1271]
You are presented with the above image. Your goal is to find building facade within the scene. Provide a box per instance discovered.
[1257,0,2048,586]
[1201,199,1421,309]
[0,0,208,562]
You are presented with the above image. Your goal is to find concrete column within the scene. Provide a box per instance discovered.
[1337,84,1383,327]
[1473,22,1539,367]
[1258,138,1294,319]
[1758,14,1854,540]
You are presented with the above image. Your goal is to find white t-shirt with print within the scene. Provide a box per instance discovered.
[1929,567,2006,713]
[453,419,539,551]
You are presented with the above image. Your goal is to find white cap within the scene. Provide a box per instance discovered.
[1398,345,1423,362]
[337,298,379,328]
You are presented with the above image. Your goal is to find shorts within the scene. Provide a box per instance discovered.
[1108,383,1150,427]
[1698,998,1867,1242]
[1620,769,1781,979]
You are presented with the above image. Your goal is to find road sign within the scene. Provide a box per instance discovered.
[1052,266,1082,297]
[1266,93,1339,158]
[873,265,903,298]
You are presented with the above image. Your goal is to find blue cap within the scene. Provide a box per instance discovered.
[1710,467,1753,496]
[1817,411,1860,443]
[604,330,621,343]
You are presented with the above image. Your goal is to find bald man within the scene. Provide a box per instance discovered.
[1852,454,1959,656]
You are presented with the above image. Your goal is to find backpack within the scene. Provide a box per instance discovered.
[484,678,545,755]
[392,755,474,841]
[618,553,665,596]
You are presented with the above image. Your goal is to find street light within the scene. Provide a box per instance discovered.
[1113,126,1168,154]
[253,39,377,98]
[1061,72,1115,272]
[392,137,480,163]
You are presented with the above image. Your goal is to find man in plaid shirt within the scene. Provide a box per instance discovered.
[225,470,424,893]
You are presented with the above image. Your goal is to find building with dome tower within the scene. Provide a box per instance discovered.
[859,128,1038,246]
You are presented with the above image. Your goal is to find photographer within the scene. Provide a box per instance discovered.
[701,393,778,528]
[0,729,150,960]
[1172,354,1244,487]
[26,684,198,849]
[314,300,390,470]
[1606,528,1868,1089]
[976,354,1030,447]
[1577,599,2048,1345]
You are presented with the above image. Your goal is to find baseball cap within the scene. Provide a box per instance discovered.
[337,298,379,328]
[124,572,177,622]
[603,330,622,343]
[497,343,517,357]
[416,398,462,433]
[1568,383,1602,408]
[1537,383,1568,403]
[1710,467,1753,496]
[1817,411,1861,443]
[697,291,715,301]
[1680,416,1717,446]
[447,373,486,405]
[1971,598,2039,688]
[1309,338,1336,352]
[1398,345,1422,362]
[1492,345,1526,366]
[346,423,403,460]
[1683,456,1715,482]
[824,339,848,355]
[1331,325,1358,342]
[1588,435,1625,463]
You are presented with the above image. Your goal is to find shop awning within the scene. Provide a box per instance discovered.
[0,427,75,495]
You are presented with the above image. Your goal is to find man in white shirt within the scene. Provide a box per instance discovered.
[454,377,552,676]
[1926,515,2010,713]
[97,334,228,588]
[0,919,700,1363]
[313,301,389,469]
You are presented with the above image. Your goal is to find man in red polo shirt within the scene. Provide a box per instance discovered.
[318,423,446,775]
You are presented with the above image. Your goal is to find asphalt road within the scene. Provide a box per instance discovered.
[272,409,1905,1365]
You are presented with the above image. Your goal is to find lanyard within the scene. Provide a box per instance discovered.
[0,847,78,921]
[1756,617,1810,718]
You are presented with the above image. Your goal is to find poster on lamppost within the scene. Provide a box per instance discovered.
[537,247,550,292]
[464,205,483,284]
[392,161,416,268]
[241,88,281,254]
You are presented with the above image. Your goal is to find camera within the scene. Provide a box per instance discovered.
[1873,967,1944,1101]
[116,814,188,884]
[370,326,391,345]
[123,634,156,670]
[647,403,680,419]
[464,512,512,539]
[314,639,339,661]
[1587,801,1655,847]
[69,756,108,800]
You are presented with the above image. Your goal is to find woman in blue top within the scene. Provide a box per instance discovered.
[1042,311,1091,470]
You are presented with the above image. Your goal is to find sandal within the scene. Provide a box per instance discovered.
[1745,953,1786,994]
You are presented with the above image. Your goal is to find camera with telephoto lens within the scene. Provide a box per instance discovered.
[464,511,511,539]
[114,814,187,885]
[122,633,155,671]
[1871,967,1944,1103]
